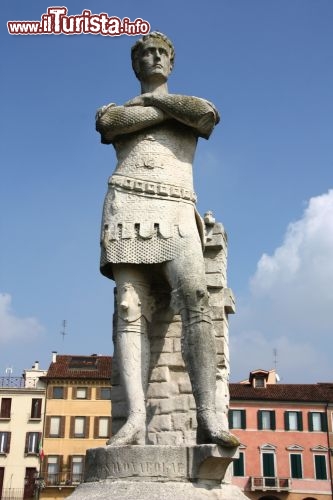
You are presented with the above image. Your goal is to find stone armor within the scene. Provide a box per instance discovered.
[100,121,205,276]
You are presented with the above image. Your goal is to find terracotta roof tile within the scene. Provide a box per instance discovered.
[230,383,333,403]
[44,355,112,380]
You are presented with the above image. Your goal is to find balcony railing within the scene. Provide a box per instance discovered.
[44,472,84,487]
[0,488,24,499]
[0,376,25,388]
[250,476,291,492]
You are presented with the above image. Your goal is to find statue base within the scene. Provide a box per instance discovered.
[68,445,249,499]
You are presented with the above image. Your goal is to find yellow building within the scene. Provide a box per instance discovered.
[40,353,112,499]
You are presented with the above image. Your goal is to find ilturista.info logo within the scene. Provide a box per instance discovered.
[7,7,151,36]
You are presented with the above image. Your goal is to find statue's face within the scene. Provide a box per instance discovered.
[136,39,173,83]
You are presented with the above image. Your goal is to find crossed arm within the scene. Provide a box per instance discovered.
[96,93,220,144]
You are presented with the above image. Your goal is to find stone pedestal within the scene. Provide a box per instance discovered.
[70,444,249,499]
[68,220,250,498]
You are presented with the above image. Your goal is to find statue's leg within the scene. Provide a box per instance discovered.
[107,265,152,446]
[164,253,239,448]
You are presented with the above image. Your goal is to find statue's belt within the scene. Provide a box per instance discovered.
[108,174,197,203]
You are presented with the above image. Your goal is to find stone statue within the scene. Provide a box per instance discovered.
[96,32,239,449]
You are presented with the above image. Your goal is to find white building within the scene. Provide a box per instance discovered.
[0,362,46,499]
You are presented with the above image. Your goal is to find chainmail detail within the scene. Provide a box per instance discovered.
[101,224,183,266]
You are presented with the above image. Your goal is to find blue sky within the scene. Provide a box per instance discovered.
[1,1,332,382]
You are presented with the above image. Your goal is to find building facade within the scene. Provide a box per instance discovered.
[40,353,112,500]
[0,362,47,499]
[230,369,333,500]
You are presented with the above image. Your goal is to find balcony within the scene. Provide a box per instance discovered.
[250,476,291,492]
[0,376,25,388]
[44,471,84,487]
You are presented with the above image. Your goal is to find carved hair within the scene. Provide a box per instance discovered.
[131,31,175,79]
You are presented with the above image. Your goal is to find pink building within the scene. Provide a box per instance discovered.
[229,369,333,500]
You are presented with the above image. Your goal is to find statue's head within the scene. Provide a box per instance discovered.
[131,32,175,83]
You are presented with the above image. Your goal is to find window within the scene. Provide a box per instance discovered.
[71,456,84,483]
[0,398,11,419]
[75,387,88,399]
[71,416,89,438]
[262,452,275,478]
[233,451,245,476]
[229,409,246,430]
[31,399,42,419]
[290,453,303,478]
[0,432,11,454]
[314,455,327,480]
[46,456,60,485]
[46,416,65,438]
[99,387,111,400]
[53,386,64,399]
[258,410,276,430]
[254,377,265,388]
[25,432,41,454]
[285,411,303,431]
[95,417,111,438]
[308,412,327,432]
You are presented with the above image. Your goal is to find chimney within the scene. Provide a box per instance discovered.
[52,351,57,363]
[34,361,39,370]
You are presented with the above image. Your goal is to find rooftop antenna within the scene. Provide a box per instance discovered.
[60,320,67,342]
[273,348,278,371]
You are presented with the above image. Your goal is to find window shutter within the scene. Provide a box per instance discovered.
[241,410,246,429]
[47,385,53,398]
[87,387,92,400]
[5,433,11,453]
[290,454,302,478]
[42,456,48,475]
[63,386,68,399]
[70,417,75,438]
[233,452,244,476]
[96,387,101,400]
[228,411,233,429]
[262,453,275,477]
[308,412,313,431]
[321,413,328,432]
[258,410,263,430]
[85,417,90,439]
[94,417,99,439]
[271,411,276,430]
[284,411,290,430]
[297,412,303,431]
[45,416,51,438]
[25,433,29,454]
[1,398,12,418]
[60,416,66,438]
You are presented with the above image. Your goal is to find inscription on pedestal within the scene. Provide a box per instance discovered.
[84,445,238,483]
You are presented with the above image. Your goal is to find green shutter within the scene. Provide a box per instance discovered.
[271,411,276,430]
[321,413,328,432]
[241,410,246,429]
[290,454,302,478]
[228,411,233,429]
[308,412,313,431]
[262,453,275,477]
[315,455,327,480]
[258,411,263,430]
[233,452,244,476]
[297,412,303,431]
[284,411,290,431]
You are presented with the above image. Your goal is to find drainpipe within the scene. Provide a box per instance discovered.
[326,402,333,498]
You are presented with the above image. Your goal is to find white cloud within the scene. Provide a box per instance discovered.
[231,190,333,382]
[0,293,44,343]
